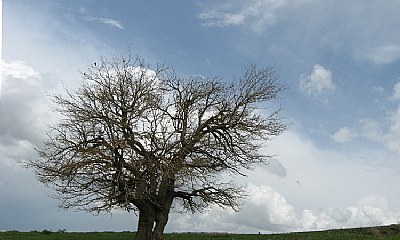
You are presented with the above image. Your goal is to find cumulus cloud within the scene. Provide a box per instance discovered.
[385,108,400,154]
[331,119,384,145]
[1,60,42,96]
[199,0,295,32]
[384,83,400,153]
[352,196,400,226]
[168,184,298,233]
[301,201,400,231]
[166,124,400,233]
[264,159,287,178]
[391,82,400,101]
[373,86,385,93]
[366,44,400,65]
[2,60,41,80]
[0,60,51,146]
[332,127,357,143]
[330,97,400,170]
[326,81,400,170]
[300,64,335,97]
[359,119,384,143]
[86,17,124,29]
[168,185,400,233]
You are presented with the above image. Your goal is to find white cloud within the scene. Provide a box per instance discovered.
[353,195,400,226]
[174,130,400,233]
[391,82,400,101]
[79,7,86,14]
[382,86,400,154]
[359,119,384,143]
[86,17,124,29]
[385,107,400,154]
[0,60,50,144]
[325,208,353,223]
[373,86,384,93]
[2,60,41,85]
[199,0,294,32]
[366,44,400,65]
[168,184,400,233]
[331,119,384,145]
[300,64,335,97]
[169,184,298,233]
[245,185,297,228]
[332,127,357,143]
[264,159,287,178]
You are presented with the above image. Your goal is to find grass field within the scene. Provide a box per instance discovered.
[1,224,400,240]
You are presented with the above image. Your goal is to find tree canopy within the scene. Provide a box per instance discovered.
[28,54,287,240]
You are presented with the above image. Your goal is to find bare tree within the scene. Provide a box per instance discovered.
[28,54,287,240]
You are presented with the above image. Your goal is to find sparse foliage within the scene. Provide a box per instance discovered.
[28,54,287,240]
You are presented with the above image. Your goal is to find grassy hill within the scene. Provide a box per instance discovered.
[1,224,400,239]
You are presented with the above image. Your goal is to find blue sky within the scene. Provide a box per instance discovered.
[2,0,400,233]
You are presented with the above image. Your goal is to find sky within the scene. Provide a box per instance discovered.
[2,0,400,234]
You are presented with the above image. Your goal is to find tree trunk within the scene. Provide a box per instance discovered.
[152,186,174,240]
[134,178,174,240]
[134,206,156,240]
[152,209,170,240]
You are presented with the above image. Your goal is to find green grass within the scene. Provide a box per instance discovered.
[1,224,400,240]
[0,231,134,240]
